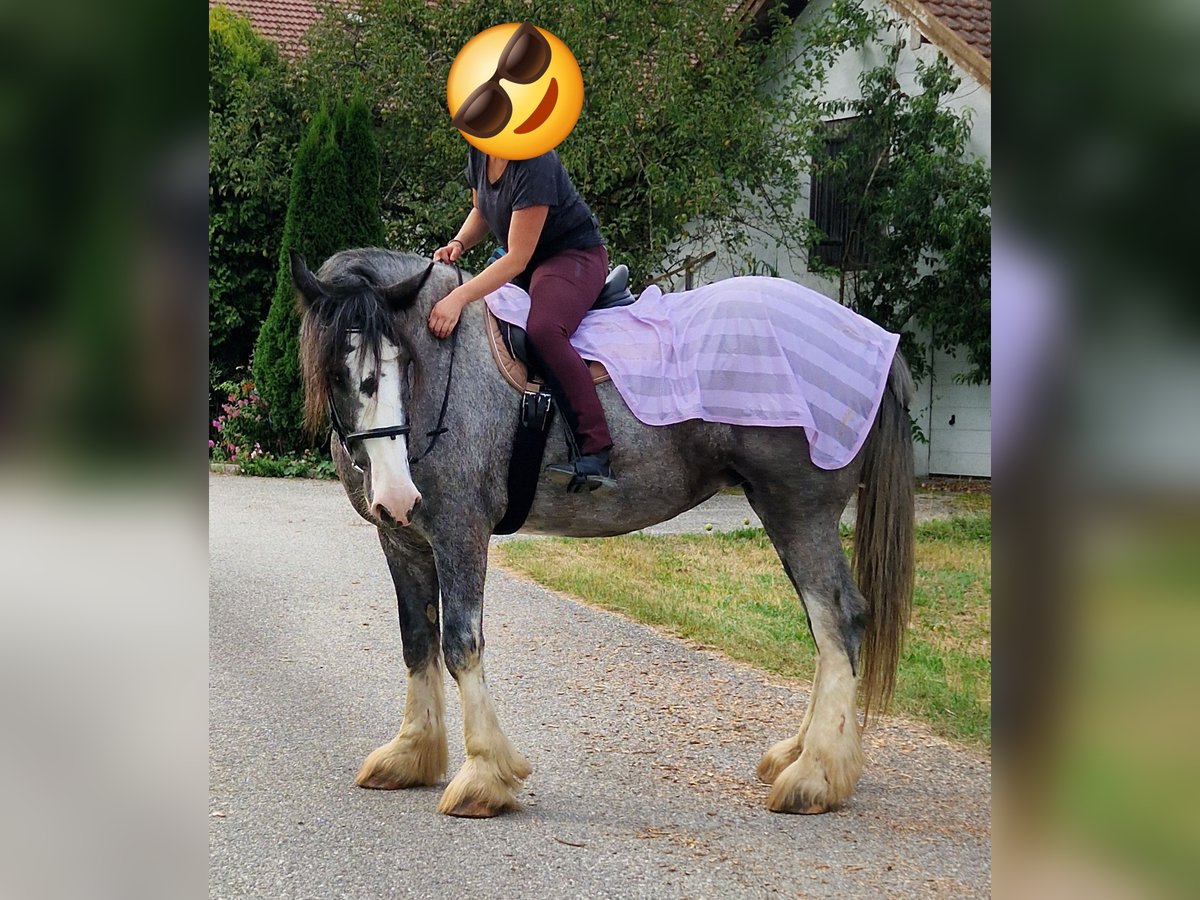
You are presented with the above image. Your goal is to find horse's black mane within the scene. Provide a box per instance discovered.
[298,256,428,436]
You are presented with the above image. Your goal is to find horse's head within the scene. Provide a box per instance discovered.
[292,249,438,528]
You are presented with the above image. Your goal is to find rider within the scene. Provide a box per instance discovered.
[430,147,615,489]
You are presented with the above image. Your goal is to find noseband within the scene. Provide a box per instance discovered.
[328,260,463,467]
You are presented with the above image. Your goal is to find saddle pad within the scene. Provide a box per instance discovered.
[485,307,611,392]
[484,276,900,470]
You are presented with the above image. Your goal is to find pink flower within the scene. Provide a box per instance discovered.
[208,439,215,449]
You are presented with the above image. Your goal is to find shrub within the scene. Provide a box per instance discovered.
[210,378,336,478]
[209,378,273,464]
[208,6,300,414]
[238,449,337,479]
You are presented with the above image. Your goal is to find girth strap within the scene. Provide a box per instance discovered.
[492,384,556,535]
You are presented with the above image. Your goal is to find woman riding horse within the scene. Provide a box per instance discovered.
[292,246,914,819]
[430,147,616,490]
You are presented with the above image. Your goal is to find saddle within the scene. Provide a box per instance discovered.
[485,264,637,390]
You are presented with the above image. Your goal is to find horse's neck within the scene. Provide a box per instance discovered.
[452,301,507,394]
[407,300,505,427]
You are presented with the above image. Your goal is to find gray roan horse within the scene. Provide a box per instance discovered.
[292,247,914,818]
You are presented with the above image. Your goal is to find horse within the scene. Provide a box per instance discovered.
[291,247,914,818]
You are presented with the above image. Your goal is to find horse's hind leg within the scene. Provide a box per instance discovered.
[433,529,531,817]
[355,529,449,789]
[756,653,822,785]
[746,488,866,814]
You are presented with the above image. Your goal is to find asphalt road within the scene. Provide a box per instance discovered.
[210,474,990,898]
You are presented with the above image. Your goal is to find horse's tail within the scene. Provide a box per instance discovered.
[853,349,916,721]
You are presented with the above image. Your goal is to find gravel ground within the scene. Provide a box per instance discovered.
[210,474,990,898]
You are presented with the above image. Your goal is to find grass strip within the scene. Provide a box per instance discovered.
[494,515,991,748]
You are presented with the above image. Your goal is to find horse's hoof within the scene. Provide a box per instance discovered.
[355,766,438,790]
[756,735,804,785]
[444,798,501,818]
[354,734,448,789]
[770,800,831,815]
[356,769,399,790]
[355,768,434,790]
[765,747,859,814]
[766,784,836,815]
[436,754,529,817]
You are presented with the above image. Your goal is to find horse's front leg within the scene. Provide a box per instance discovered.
[432,527,531,817]
[355,528,448,789]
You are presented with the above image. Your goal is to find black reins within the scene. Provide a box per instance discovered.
[328,260,463,466]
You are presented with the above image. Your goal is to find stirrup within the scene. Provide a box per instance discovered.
[545,460,617,493]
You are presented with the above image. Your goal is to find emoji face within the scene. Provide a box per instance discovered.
[447,22,584,160]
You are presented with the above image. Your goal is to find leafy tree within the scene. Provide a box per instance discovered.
[208,6,300,408]
[293,0,797,285]
[289,0,989,381]
[252,97,384,449]
[761,1,991,383]
[806,46,991,383]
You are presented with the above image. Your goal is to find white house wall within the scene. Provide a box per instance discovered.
[922,346,992,477]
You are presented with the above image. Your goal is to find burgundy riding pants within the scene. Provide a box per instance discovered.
[521,244,613,456]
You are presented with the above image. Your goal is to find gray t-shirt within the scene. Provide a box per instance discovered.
[465,148,604,275]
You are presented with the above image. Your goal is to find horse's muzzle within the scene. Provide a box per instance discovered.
[370,492,422,527]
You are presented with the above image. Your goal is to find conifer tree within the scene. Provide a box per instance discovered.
[253,96,384,448]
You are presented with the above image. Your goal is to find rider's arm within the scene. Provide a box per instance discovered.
[452,191,491,251]
[449,204,549,305]
[434,191,490,262]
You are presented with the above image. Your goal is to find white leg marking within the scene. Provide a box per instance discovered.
[767,602,864,813]
[757,652,822,784]
[438,662,531,817]
[356,660,448,789]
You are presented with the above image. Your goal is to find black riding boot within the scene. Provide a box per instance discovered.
[546,447,617,492]
[526,342,617,493]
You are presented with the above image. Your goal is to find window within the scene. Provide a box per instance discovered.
[809,118,871,271]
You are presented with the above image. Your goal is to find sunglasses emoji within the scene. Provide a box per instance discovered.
[447,22,584,160]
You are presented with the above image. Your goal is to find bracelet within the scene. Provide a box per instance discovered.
[448,239,465,250]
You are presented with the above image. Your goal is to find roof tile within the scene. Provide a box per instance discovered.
[210,0,323,56]
[919,0,991,59]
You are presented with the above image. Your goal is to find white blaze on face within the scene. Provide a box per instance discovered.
[348,337,422,526]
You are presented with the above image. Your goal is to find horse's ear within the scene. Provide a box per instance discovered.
[290,250,324,308]
[379,271,428,311]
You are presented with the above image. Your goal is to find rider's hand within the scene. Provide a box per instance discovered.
[433,239,465,264]
[428,292,465,339]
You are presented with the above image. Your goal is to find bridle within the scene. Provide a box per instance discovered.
[328,260,463,467]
